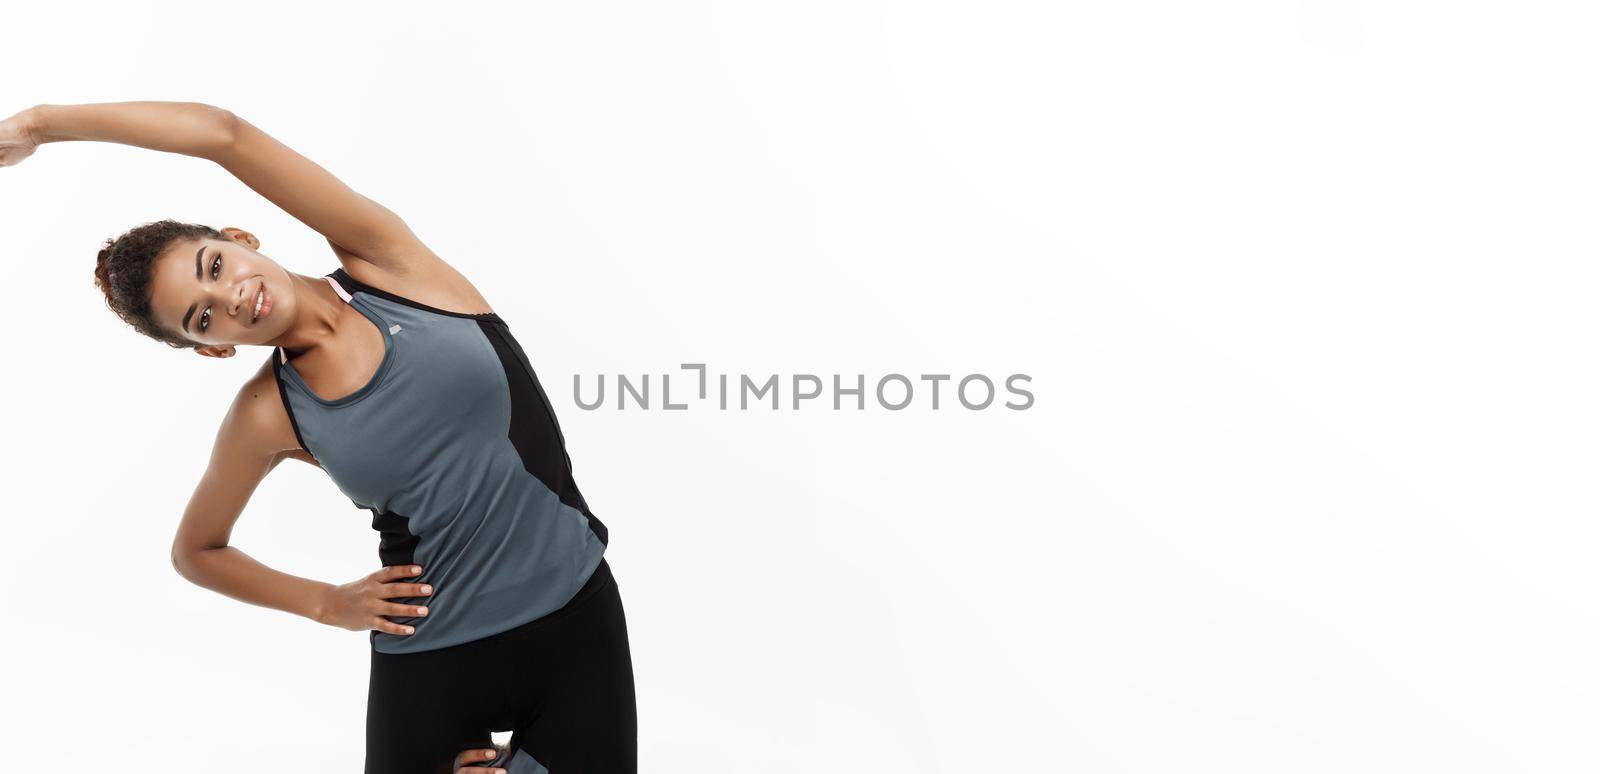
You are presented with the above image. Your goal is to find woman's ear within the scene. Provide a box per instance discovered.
[194,344,237,359]
[220,226,260,251]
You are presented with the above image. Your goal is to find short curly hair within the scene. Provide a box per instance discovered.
[93,219,222,348]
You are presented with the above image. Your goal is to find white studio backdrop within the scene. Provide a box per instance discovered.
[2,1,1597,771]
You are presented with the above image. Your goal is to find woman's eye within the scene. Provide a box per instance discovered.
[200,308,211,333]
[211,255,221,280]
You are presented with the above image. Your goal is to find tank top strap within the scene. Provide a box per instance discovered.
[277,273,355,365]
[324,271,354,302]
[328,267,504,323]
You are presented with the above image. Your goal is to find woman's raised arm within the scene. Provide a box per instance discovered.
[16,101,435,275]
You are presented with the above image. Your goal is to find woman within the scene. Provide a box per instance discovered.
[0,102,637,774]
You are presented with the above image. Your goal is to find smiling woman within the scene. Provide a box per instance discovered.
[2,100,638,774]
[93,219,225,349]
[92,219,297,353]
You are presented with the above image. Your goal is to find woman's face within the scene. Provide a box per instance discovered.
[148,228,296,354]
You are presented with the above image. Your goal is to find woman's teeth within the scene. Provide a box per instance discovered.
[252,287,266,322]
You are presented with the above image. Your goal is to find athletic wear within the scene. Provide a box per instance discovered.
[365,556,637,774]
[268,268,610,654]
[270,269,633,772]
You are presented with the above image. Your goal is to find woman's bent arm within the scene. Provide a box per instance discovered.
[170,365,335,623]
[171,363,430,637]
[177,541,336,622]
[30,101,233,157]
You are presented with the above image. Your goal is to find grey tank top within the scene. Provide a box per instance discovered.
[270,268,608,654]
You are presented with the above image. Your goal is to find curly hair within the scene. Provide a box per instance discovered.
[93,219,222,348]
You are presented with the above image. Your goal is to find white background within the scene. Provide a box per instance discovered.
[2,1,1596,771]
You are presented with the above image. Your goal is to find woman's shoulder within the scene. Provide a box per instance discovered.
[217,358,306,462]
[326,240,496,317]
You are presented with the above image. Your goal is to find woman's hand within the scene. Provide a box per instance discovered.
[453,745,509,773]
[315,564,433,636]
[0,108,42,167]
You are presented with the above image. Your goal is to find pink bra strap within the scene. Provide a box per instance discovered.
[279,274,355,364]
[325,274,353,302]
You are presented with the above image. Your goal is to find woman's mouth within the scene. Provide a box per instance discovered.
[252,285,272,324]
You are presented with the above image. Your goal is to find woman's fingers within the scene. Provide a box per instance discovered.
[453,747,505,773]
[371,616,415,636]
[363,567,433,636]
[364,568,431,635]
[374,564,423,582]
[381,601,429,618]
[377,582,433,599]
[0,113,40,167]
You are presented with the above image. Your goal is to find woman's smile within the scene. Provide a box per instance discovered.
[251,282,273,324]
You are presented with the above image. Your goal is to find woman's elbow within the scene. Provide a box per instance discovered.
[170,545,194,581]
[197,105,241,160]
[170,544,213,583]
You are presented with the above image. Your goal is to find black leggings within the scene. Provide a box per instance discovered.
[365,559,637,773]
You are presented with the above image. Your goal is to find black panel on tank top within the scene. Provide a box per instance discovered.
[476,317,609,547]
[369,507,421,568]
